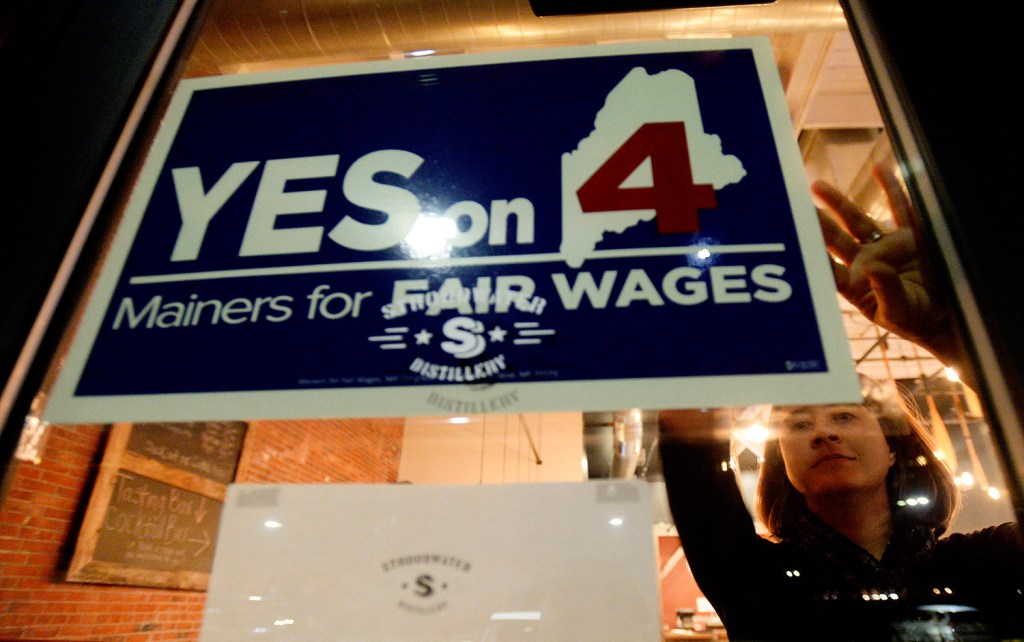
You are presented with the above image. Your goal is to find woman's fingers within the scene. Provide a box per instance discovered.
[811,179,881,242]
[871,164,915,230]
[817,208,860,264]
[852,228,918,268]
[849,230,927,336]
[861,262,908,330]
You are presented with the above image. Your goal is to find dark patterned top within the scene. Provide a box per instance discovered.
[660,440,1024,641]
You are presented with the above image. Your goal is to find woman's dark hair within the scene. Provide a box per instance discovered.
[756,376,961,539]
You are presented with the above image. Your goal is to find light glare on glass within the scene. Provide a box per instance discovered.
[744,422,768,444]
[404,215,457,259]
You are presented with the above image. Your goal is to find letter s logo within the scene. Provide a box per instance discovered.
[414,574,434,598]
[440,317,486,359]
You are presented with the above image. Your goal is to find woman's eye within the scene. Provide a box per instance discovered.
[832,411,855,423]
[788,420,812,431]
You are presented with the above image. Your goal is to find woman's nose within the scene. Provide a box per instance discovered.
[810,425,841,445]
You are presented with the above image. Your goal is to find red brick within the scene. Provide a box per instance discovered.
[0,418,401,642]
[0,552,28,565]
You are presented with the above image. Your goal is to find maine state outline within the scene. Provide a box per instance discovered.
[561,67,746,268]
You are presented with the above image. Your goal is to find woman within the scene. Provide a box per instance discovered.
[758,376,959,564]
[660,170,1024,640]
[661,392,1024,641]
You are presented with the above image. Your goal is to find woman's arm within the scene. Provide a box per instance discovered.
[659,409,775,613]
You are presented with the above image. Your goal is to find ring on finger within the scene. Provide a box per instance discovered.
[863,229,884,244]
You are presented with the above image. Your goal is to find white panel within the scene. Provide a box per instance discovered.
[202,481,661,641]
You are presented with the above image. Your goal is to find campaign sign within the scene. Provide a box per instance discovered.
[46,38,860,423]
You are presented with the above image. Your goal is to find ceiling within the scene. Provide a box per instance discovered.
[180,0,944,384]
[183,0,847,77]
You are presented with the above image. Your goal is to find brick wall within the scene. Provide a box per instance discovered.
[237,418,403,484]
[0,418,403,641]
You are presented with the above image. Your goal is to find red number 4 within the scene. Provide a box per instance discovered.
[576,121,716,234]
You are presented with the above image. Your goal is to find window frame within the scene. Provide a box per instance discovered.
[840,0,1024,519]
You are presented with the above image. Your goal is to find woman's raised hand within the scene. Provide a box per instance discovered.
[813,167,963,371]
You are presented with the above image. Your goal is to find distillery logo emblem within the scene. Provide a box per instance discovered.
[372,278,554,387]
[382,553,473,615]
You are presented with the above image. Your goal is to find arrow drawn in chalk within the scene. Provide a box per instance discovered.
[188,528,212,558]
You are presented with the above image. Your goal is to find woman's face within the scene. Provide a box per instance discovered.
[775,404,895,502]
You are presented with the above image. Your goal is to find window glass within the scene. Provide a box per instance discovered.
[2,1,1020,641]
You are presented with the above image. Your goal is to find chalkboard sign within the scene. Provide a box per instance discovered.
[68,422,246,590]
[92,469,222,574]
[126,422,246,484]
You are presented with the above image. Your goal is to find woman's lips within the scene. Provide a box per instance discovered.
[813,453,854,467]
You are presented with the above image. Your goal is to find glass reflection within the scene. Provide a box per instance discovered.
[402,215,458,260]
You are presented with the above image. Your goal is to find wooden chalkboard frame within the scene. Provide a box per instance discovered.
[67,422,247,590]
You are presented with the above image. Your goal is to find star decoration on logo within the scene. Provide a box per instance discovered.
[488,326,507,342]
[414,329,433,345]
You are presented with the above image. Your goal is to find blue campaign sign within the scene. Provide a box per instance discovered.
[46,38,860,423]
